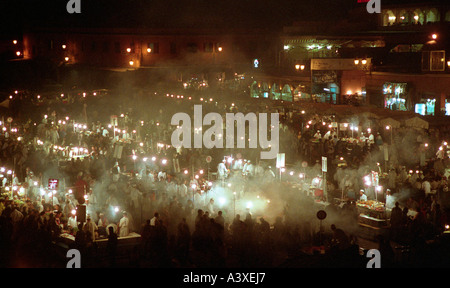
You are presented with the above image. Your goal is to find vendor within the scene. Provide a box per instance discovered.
[314,130,322,140]
[385,189,395,209]
[359,189,367,201]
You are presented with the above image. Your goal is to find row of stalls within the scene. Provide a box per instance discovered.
[245,98,449,237]
[249,76,450,116]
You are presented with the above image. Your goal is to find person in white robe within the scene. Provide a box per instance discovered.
[119,212,130,237]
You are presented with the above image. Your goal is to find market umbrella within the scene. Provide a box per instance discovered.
[404,116,429,129]
[379,117,401,129]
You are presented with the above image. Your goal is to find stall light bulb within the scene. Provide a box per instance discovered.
[218,197,226,206]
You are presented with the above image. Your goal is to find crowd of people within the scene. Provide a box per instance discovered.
[0,85,449,268]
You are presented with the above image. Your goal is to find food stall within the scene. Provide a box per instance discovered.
[356,200,388,227]
[356,171,389,229]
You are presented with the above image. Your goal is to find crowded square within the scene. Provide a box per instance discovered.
[0,0,449,272]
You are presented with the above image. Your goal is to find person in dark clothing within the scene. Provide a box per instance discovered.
[140,219,152,258]
[390,202,403,240]
[330,224,350,250]
[107,226,118,267]
[176,217,191,263]
[152,219,170,267]
[74,223,87,250]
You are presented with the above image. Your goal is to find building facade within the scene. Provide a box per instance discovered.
[249,1,450,115]
[20,27,279,83]
[8,1,450,116]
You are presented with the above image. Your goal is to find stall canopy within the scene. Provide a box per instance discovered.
[0,99,10,109]
[379,117,401,129]
[404,116,429,129]
[357,111,381,120]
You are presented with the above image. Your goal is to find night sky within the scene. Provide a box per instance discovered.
[0,0,359,33]
[0,0,444,36]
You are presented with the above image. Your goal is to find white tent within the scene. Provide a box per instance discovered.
[404,116,429,129]
[358,111,381,119]
[0,99,10,109]
[379,117,401,129]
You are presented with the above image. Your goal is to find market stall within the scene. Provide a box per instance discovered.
[59,231,141,248]
[356,200,387,224]
[356,171,389,228]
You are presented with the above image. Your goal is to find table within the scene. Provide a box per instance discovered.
[356,200,387,219]
[358,214,388,228]
[59,232,141,248]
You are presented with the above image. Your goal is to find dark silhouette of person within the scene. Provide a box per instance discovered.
[390,201,403,240]
[107,226,118,267]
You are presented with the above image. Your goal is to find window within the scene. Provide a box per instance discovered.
[114,42,120,54]
[148,42,159,53]
[102,41,110,53]
[204,42,213,52]
[430,51,445,71]
[170,42,177,54]
[186,42,198,53]
[390,44,423,53]
[422,50,445,71]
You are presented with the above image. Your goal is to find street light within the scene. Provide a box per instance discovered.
[295,64,305,71]
[386,125,393,143]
